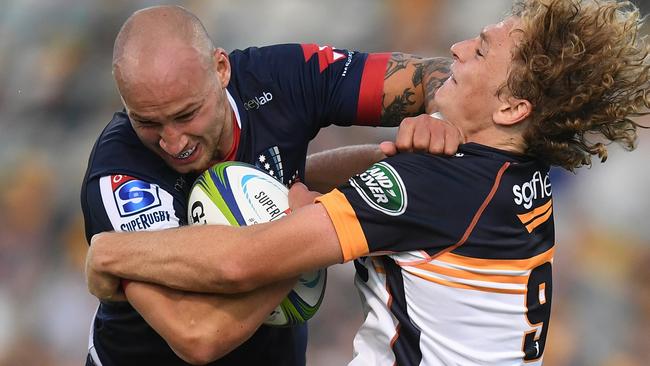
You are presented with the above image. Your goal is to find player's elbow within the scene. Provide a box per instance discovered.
[211,259,259,293]
[174,343,226,365]
[172,326,247,365]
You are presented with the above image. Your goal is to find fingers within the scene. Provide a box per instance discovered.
[393,114,463,156]
[288,182,320,210]
[412,123,433,152]
[394,118,416,152]
[85,246,122,301]
[379,141,397,156]
[443,123,463,155]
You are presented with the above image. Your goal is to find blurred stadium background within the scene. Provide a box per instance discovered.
[1,0,649,365]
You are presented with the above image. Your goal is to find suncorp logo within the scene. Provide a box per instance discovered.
[244,91,273,111]
[512,171,552,209]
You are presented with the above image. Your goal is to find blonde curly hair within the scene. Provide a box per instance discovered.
[506,0,649,170]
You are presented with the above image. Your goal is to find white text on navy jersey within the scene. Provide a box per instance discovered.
[512,171,552,209]
[120,210,172,231]
[244,91,273,110]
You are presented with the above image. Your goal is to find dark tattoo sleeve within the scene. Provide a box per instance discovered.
[379,54,452,127]
[384,53,409,80]
[423,57,452,110]
[381,88,417,126]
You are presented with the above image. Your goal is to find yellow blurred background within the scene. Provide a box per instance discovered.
[0,1,649,365]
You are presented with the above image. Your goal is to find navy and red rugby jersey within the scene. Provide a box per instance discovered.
[317,144,555,365]
[80,44,389,366]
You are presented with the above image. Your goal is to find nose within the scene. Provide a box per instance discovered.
[159,125,188,156]
[450,39,470,62]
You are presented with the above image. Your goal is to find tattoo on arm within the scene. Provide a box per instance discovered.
[384,53,409,80]
[423,57,452,110]
[379,54,451,127]
[381,88,417,127]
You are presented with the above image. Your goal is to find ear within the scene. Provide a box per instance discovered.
[213,48,231,88]
[493,97,532,126]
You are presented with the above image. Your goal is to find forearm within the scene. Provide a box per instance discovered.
[379,54,452,126]
[125,278,295,364]
[421,57,452,114]
[90,227,245,293]
[89,204,343,294]
[305,144,385,193]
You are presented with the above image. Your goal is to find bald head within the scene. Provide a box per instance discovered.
[112,5,217,95]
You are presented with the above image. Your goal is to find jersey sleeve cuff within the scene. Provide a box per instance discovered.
[356,53,391,125]
[315,189,369,262]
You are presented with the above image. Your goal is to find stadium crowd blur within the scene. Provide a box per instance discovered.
[1,0,649,365]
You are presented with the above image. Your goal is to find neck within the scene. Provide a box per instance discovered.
[465,126,526,154]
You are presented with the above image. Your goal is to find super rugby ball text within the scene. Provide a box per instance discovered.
[187,161,327,326]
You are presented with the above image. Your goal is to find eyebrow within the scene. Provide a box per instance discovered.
[129,102,202,122]
[171,102,201,119]
[129,112,150,122]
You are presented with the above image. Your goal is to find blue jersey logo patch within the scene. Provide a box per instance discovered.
[111,175,162,217]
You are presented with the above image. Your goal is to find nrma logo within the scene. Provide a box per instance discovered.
[512,171,552,209]
[350,162,407,216]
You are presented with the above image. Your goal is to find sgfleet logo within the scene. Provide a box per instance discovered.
[111,175,162,217]
[350,162,407,216]
[120,210,172,231]
[243,91,273,111]
[512,171,552,209]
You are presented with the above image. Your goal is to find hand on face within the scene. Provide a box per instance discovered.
[85,239,127,302]
[288,182,321,211]
[380,113,465,157]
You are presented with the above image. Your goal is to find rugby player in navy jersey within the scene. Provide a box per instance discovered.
[88,0,650,365]
[81,4,461,366]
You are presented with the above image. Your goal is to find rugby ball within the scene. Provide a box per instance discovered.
[187,161,327,327]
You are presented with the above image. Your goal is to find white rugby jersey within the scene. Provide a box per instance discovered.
[317,144,555,365]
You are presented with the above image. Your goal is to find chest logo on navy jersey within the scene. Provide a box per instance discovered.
[255,146,300,186]
[512,171,552,209]
[111,175,162,217]
[244,91,273,111]
[350,162,407,216]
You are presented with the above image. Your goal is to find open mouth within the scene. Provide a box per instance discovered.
[175,145,197,160]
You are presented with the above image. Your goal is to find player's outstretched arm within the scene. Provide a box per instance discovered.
[87,203,343,295]
[124,279,295,365]
[305,115,463,194]
[379,54,451,127]
[305,144,385,193]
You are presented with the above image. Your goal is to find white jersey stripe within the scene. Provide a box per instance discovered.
[429,259,531,276]
[404,266,527,294]
[87,307,103,366]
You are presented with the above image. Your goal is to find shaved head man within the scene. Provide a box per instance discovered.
[113,6,235,175]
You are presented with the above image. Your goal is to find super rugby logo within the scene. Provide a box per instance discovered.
[350,162,407,216]
[241,174,290,222]
[111,175,162,217]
